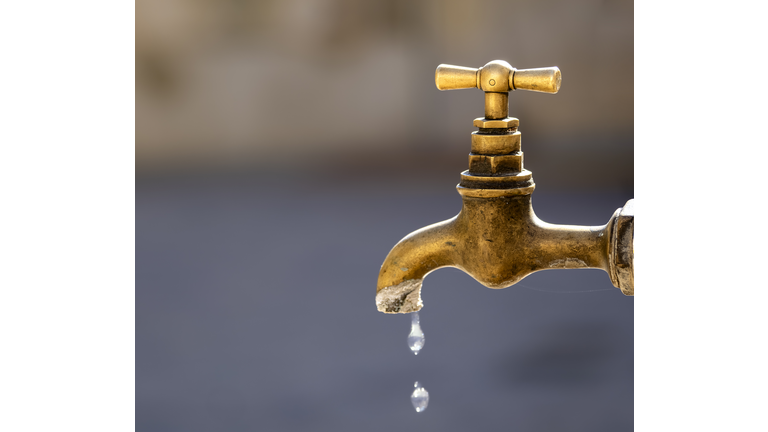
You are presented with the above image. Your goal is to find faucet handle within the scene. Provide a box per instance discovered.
[435,61,561,93]
[435,60,561,119]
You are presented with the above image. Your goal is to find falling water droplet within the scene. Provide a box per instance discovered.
[407,312,424,355]
[411,381,429,412]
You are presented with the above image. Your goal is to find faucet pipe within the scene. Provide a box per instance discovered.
[375,191,632,314]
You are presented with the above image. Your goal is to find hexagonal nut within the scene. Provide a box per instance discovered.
[470,132,521,155]
[468,153,523,174]
[473,117,519,129]
[609,199,634,296]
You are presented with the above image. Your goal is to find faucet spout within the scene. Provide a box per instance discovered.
[375,217,460,313]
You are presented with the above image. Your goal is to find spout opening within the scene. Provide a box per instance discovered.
[375,279,423,314]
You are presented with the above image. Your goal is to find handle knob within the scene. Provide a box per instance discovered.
[435,60,561,119]
[512,67,562,94]
[434,65,479,91]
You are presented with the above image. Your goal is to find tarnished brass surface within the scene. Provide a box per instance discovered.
[467,153,523,175]
[376,194,616,313]
[470,131,521,154]
[377,60,633,314]
[484,92,509,119]
[473,117,518,129]
[609,199,634,296]
[512,67,562,93]
[435,60,561,119]
[434,64,479,90]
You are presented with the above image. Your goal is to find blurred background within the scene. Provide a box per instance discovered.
[136,0,633,430]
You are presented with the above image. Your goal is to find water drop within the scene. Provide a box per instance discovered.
[411,381,429,412]
[407,311,424,355]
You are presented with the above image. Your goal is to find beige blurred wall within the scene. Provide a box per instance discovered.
[137,0,633,187]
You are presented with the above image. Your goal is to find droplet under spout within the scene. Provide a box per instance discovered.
[411,381,429,412]
[408,312,424,355]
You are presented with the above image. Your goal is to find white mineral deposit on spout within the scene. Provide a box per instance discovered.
[411,381,429,412]
[407,311,424,355]
[376,279,423,313]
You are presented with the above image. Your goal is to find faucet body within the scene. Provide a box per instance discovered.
[376,60,634,314]
[376,189,631,314]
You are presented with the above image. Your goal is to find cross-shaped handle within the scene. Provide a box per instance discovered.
[435,60,561,119]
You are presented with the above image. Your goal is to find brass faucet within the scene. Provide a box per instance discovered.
[376,60,634,314]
